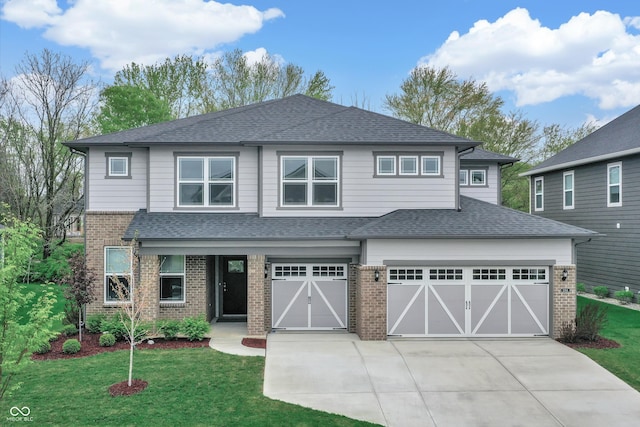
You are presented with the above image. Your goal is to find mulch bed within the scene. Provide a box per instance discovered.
[32,332,210,361]
[109,379,149,397]
[241,337,267,349]
[559,336,621,349]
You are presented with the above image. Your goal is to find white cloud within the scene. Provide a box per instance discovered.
[420,8,640,109]
[242,47,284,66]
[1,0,284,72]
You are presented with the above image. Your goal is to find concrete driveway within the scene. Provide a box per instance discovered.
[264,333,640,426]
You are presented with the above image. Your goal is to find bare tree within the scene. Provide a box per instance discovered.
[0,49,97,257]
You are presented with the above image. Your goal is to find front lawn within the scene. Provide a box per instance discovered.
[0,348,375,426]
[576,296,640,391]
[17,282,66,331]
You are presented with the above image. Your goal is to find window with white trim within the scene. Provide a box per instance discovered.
[281,156,339,207]
[159,255,185,302]
[105,247,132,302]
[470,169,486,186]
[563,171,574,209]
[105,152,131,178]
[421,156,441,175]
[607,162,621,207]
[534,177,544,211]
[399,156,418,175]
[459,170,468,185]
[377,156,396,175]
[177,156,235,207]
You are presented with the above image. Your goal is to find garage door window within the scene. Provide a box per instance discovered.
[473,268,506,280]
[274,265,307,277]
[429,268,463,280]
[389,268,423,280]
[312,265,345,277]
[512,268,546,280]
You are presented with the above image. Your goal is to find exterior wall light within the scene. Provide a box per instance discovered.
[374,269,380,282]
[562,268,568,281]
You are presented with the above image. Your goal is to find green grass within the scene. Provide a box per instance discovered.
[0,348,375,426]
[576,296,640,391]
[17,282,67,331]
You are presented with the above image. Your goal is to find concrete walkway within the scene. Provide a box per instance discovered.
[264,333,640,427]
[208,321,265,357]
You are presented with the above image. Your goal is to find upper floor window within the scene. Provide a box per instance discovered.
[607,162,622,207]
[534,177,544,211]
[563,171,574,209]
[105,152,131,179]
[281,155,339,207]
[160,255,185,303]
[374,153,442,178]
[177,156,236,207]
[459,169,486,186]
[105,246,132,302]
[459,170,468,185]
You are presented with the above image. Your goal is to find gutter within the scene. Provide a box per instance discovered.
[520,146,640,177]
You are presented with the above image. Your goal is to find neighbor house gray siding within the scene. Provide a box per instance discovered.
[531,153,640,294]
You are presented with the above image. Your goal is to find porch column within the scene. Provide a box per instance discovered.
[356,265,387,341]
[552,264,576,339]
[247,255,267,336]
[139,255,159,321]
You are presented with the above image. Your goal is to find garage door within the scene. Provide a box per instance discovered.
[387,266,549,337]
[272,264,348,330]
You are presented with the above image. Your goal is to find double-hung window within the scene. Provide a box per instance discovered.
[563,171,574,209]
[281,155,339,207]
[105,247,132,302]
[534,177,544,211]
[177,156,236,207]
[159,255,185,302]
[607,162,622,207]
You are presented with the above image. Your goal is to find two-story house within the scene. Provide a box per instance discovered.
[65,95,596,340]
[523,104,640,296]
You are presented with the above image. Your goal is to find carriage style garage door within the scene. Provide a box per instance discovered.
[272,264,348,330]
[387,266,549,337]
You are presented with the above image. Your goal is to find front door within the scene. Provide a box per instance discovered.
[222,256,247,315]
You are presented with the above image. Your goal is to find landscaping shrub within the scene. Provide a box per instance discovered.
[99,333,116,347]
[576,282,586,293]
[559,320,577,343]
[158,320,181,340]
[181,316,210,341]
[34,341,52,354]
[613,290,634,304]
[60,324,78,336]
[100,315,128,341]
[86,313,107,334]
[62,300,80,328]
[62,339,81,354]
[575,303,608,341]
[593,286,609,299]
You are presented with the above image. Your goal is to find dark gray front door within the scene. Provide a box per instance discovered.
[222,256,247,315]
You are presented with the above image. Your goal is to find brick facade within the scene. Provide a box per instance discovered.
[552,264,577,339]
[356,265,387,340]
[158,256,207,320]
[247,255,267,336]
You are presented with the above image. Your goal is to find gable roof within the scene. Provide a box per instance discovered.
[523,104,640,176]
[460,148,518,164]
[65,94,479,150]
[123,196,598,242]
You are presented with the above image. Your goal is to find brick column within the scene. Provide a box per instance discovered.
[138,255,159,321]
[348,264,358,333]
[356,265,387,341]
[264,262,272,332]
[552,264,576,339]
[247,255,266,336]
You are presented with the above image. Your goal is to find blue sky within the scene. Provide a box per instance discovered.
[1,0,639,128]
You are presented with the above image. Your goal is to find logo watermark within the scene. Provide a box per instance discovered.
[7,406,32,422]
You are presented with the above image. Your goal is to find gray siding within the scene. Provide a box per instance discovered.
[531,153,640,294]
[459,163,500,204]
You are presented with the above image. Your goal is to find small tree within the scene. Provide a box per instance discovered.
[109,239,151,387]
[56,252,96,341]
[0,212,60,400]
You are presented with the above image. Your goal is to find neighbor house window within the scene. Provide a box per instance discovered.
[159,255,185,302]
[281,155,339,207]
[177,156,236,207]
[399,156,418,175]
[105,152,132,178]
[470,170,486,186]
[534,177,544,211]
[377,156,396,175]
[459,170,468,185]
[421,156,441,175]
[607,162,622,207]
[563,171,574,209]
[105,247,132,302]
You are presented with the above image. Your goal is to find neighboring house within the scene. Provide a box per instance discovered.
[522,104,640,295]
[65,95,596,340]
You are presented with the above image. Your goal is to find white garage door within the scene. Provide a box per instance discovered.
[272,264,348,330]
[387,266,549,337]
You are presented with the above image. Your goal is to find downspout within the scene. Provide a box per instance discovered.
[456,147,475,211]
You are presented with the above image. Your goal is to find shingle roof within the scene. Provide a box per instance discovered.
[66,94,479,149]
[524,104,640,175]
[124,197,598,242]
[461,148,518,164]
